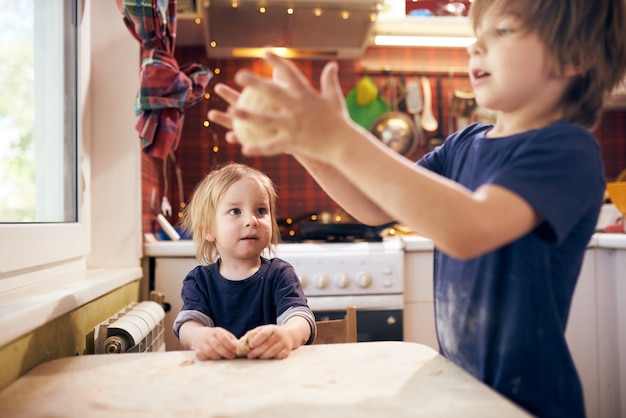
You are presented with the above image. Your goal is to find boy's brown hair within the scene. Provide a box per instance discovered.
[470,0,626,130]
[182,162,280,265]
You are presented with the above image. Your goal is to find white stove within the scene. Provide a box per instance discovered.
[274,238,404,312]
[273,238,405,342]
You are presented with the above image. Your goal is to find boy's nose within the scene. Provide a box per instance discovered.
[467,37,483,56]
[467,41,478,55]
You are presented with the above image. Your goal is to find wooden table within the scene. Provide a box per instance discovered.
[0,342,530,417]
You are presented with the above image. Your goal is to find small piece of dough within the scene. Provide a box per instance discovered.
[232,87,280,145]
[236,330,257,357]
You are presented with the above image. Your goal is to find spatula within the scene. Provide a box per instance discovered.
[420,77,438,132]
[405,78,426,146]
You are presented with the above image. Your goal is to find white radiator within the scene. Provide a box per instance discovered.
[94,301,166,354]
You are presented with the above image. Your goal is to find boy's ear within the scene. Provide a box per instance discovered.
[563,64,584,77]
[562,55,591,78]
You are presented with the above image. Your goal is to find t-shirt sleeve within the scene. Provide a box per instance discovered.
[489,126,604,244]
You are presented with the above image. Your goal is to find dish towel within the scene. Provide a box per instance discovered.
[117,0,212,159]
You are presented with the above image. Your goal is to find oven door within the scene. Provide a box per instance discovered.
[315,309,403,342]
[310,294,404,342]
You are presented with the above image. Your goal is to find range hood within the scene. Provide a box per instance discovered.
[178,0,384,59]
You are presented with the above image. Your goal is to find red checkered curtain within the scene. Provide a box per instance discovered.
[117,0,212,159]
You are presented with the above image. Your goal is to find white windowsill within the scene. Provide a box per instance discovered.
[0,266,142,348]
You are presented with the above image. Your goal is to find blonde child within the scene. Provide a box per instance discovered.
[174,163,316,360]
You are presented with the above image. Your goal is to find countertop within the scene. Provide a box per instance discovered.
[402,233,626,251]
[143,233,626,257]
[0,342,530,417]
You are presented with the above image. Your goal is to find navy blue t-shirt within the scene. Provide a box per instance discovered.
[418,121,604,418]
[177,257,312,339]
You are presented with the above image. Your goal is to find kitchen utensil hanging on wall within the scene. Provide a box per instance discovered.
[169,151,186,220]
[419,77,438,133]
[429,76,445,151]
[369,75,419,156]
[405,77,426,146]
[345,76,388,131]
[450,88,477,130]
[150,187,180,241]
[160,152,175,218]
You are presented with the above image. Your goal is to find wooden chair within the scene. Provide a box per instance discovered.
[312,306,357,344]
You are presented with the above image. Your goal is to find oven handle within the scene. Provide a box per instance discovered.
[307,294,403,312]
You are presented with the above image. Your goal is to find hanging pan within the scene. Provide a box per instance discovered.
[369,75,419,156]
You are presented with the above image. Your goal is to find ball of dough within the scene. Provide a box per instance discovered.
[236,330,257,357]
[233,87,280,145]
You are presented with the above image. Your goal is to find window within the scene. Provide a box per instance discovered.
[0,0,86,278]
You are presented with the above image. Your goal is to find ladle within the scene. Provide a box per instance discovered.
[420,77,438,132]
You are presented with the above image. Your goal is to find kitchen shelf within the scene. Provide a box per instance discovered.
[373,15,473,38]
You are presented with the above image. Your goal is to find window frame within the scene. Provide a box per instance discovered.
[0,0,86,278]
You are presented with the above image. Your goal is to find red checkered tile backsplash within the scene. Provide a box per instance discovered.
[141,47,626,236]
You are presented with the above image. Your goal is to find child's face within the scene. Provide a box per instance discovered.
[209,177,273,262]
[468,11,563,116]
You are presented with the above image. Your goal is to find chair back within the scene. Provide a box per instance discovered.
[312,306,357,344]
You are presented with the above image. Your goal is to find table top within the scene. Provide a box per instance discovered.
[0,342,530,417]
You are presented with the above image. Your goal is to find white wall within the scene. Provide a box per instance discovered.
[87,0,142,268]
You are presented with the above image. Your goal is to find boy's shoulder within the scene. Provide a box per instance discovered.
[452,120,593,145]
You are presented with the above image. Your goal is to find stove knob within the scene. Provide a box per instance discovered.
[355,271,372,288]
[334,273,350,289]
[298,274,308,289]
[313,273,329,289]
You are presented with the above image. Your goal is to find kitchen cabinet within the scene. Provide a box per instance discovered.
[615,250,626,418]
[566,249,601,418]
[593,246,626,418]
[402,236,438,350]
[566,236,626,418]
[149,256,198,351]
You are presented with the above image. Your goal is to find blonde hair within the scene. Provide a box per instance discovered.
[182,163,280,265]
[470,0,626,130]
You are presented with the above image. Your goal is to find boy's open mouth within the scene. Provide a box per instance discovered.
[472,69,490,79]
